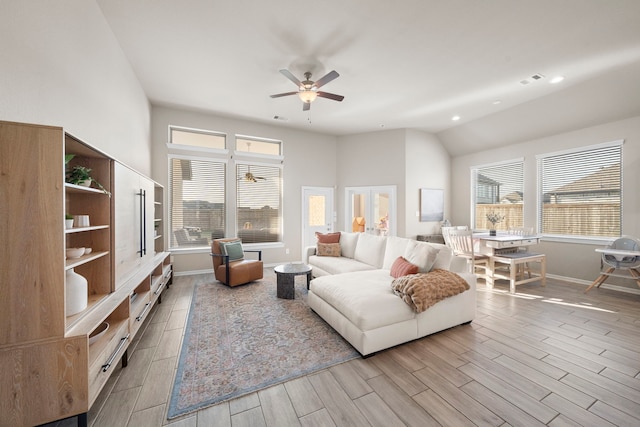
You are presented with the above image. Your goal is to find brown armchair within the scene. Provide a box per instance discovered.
[210,238,263,287]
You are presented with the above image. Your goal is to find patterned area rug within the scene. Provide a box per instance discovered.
[167,270,360,419]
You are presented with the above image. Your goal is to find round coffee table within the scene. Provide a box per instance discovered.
[274,263,312,299]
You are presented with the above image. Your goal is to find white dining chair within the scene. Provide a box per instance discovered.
[447,229,489,279]
[442,225,469,248]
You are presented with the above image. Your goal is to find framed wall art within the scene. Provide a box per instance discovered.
[420,188,444,222]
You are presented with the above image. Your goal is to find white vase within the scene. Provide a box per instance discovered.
[66,268,88,316]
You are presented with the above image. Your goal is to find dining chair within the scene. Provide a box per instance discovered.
[446,229,489,279]
[442,225,469,248]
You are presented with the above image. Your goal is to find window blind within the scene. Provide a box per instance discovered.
[236,164,282,243]
[169,158,225,248]
[472,161,524,230]
[538,143,622,237]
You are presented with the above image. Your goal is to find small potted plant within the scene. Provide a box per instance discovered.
[65,165,111,196]
[486,212,504,236]
[65,214,74,229]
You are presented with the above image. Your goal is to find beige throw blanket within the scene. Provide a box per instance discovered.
[391,269,470,313]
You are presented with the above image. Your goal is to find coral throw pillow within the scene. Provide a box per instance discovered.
[315,231,341,244]
[390,256,419,278]
[317,243,341,257]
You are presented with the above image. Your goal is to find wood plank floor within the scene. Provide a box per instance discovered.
[50,271,640,427]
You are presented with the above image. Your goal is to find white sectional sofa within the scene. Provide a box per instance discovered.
[304,232,476,356]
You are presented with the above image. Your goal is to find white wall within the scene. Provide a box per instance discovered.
[335,129,452,239]
[0,0,151,174]
[336,129,407,234]
[405,129,451,238]
[451,115,640,290]
[151,106,338,273]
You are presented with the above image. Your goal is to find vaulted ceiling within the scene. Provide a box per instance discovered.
[97,0,640,156]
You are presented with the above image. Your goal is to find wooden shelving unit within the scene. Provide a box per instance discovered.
[0,120,172,427]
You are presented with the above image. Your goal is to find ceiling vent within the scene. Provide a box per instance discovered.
[520,73,545,85]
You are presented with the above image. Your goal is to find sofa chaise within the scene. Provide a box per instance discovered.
[304,232,476,356]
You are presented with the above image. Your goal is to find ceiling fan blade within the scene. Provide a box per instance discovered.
[317,91,344,102]
[270,91,298,98]
[313,70,339,89]
[279,69,302,87]
[303,102,311,111]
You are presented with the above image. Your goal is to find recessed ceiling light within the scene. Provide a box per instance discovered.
[492,100,501,105]
[550,76,565,84]
[452,115,460,121]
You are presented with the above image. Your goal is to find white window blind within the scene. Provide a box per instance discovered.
[538,142,622,238]
[169,158,225,248]
[236,163,282,243]
[472,160,524,230]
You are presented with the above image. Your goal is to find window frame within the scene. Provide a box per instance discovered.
[233,134,284,247]
[167,125,228,155]
[536,140,623,243]
[166,127,285,253]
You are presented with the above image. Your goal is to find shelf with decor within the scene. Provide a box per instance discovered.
[0,120,172,427]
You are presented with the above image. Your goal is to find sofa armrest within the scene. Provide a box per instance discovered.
[303,245,317,264]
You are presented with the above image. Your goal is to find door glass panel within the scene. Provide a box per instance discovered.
[308,195,325,226]
[373,192,390,236]
[351,192,367,232]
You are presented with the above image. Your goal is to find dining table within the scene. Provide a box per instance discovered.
[472,232,546,293]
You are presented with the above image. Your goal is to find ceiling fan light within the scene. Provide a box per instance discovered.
[298,89,318,103]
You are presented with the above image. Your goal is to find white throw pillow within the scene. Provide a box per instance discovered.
[404,240,439,272]
[339,232,359,259]
[382,236,412,269]
[431,245,453,270]
[354,233,387,268]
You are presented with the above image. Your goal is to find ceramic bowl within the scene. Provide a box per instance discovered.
[66,247,85,259]
[84,247,92,255]
[88,321,109,345]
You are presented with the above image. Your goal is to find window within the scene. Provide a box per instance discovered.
[236,163,282,243]
[169,157,226,248]
[537,141,622,238]
[236,135,281,156]
[167,127,283,250]
[471,160,524,230]
[235,135,283,244]
[170,126,225,150]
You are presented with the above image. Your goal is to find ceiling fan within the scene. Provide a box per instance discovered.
[270,69,344,111]
[242,167,266,183]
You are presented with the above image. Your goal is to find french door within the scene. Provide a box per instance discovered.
[345,186,396,236]
[302,186,334,251]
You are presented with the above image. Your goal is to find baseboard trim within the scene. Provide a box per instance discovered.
[173,270,640,295]
[173,269,212,277]
[546,273,640,295]
[172,263,282,277]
